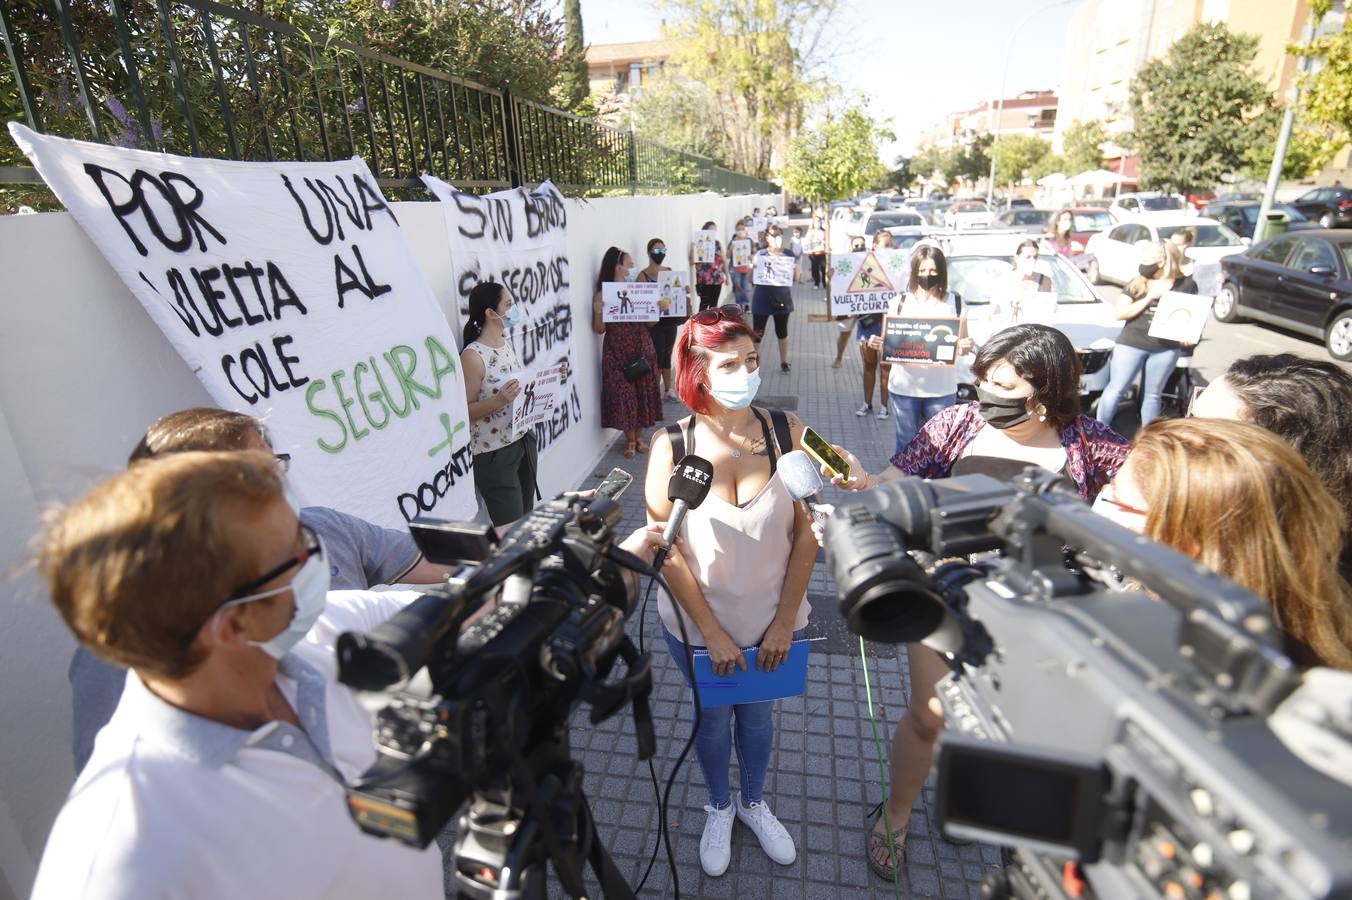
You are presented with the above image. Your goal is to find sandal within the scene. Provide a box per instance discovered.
[831,359,843,369]
[623,440,637,459]
[636,437,650,454]
[865,800,907,882]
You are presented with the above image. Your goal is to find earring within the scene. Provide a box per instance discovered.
[1036,403,1048,422]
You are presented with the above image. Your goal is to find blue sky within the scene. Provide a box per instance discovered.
[569,0,1079,157]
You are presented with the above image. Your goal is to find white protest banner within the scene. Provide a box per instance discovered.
[419,175,581,457]
[829,250,909,315]
[730,237,753,269]
[658,270,691,318]
[602,282,661,322]
[1148,291,1213,345]
[9,123,473,528]
[692,230,717,265]
[753,253,796,287]
[511,362,568,439]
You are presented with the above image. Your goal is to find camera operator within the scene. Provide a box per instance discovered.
[69,407,454,774]
[1092,418,1352,671]
[33,450,446,899]
[825,324,1130,881]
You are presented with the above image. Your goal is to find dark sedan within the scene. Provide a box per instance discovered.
[1214,230,1352,360]
[1203,200,1314,239]
[1290,185,1352,229]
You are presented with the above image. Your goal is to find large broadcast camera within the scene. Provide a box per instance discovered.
[825,470,1352,900]
[335,493,656,900]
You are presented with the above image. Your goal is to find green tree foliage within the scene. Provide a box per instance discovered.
[1244,126,1333,180]
[991,135,1052,188]
[954,133,992,185]
[1029,152,1066,181]
[658,0,835,179]
[556,0,590,110]
[1061,119,1107,173]
[911,145,958,186]
[887,155,916,191]
[780,106,886,201]
[1128,22,1275,192]
[630,73,732,162]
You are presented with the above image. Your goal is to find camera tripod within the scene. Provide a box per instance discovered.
[451,728,635,900]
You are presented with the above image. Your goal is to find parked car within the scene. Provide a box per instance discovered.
[1061,207,1114,246]
[1185,191,1216,213]
[1213,192,1261,204]
[1079,198,1112,210]
[992,208,1054,233]
[1214,230,1352,360]
[1108,191,1188,222]
[1007,197,1034,209]
[928,201,953,228]
[881,226,933,251]
[1084,216,1245,285]
[854,210,926,239]
[1289,185,1352,229]
[946,245,1122,398]
[1202,200,1315,240]
[948,200,994,230]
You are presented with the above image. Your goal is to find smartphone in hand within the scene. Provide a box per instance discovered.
[801,427,850,481]
[595,467,635,500]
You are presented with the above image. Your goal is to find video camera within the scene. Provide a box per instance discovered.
[335,493,655,899]
[825,470,1352,900]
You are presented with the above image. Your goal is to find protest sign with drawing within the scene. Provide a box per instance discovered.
[730,237,753,269]
[10,123,474,527]
[510,361,568,439]
[752,253,796,287]
[1148,291,1214,345]
[883,316,962,366]
[602,282,661,322]
[692,230,717,265]
[657,270,691,318]
[829,250,909,316]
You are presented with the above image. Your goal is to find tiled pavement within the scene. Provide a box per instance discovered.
[443,281,1003,898]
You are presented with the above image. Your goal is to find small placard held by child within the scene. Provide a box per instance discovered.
[882,316,961,366]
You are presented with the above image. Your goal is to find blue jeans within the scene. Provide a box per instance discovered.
[1096,344,1180,427]
[890,393,956,458]
[663,625,805,808]
[731,270,752,308]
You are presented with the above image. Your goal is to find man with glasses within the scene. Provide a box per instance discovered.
[32,451,445,899]
[69,407,450,773]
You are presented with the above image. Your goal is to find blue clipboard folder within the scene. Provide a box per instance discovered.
[689,638,816,708]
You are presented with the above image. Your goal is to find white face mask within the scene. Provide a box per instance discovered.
[218,539,330,659]
[707,368,761,410]
[1090,495,1147,534]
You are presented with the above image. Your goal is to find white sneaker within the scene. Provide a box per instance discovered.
[855,404,872,417]
[700,803,735,876]
[664,388,679,402]
[735,794,796,865]
[876,406,890,420]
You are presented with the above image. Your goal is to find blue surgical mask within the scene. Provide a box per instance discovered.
[499,304,523,328]
[707,368,761,410]
[220,541,330,659]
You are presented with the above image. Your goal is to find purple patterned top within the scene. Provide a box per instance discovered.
[889,402,1130,501]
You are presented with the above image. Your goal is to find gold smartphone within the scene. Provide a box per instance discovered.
[801,426,850,481]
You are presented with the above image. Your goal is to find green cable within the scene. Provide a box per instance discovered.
[859,634,904,900]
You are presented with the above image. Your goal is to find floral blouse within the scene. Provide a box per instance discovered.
[695,242,726,286]
[889,402,1130,501]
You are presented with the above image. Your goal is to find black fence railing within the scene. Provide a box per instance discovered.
[0,0,777,198]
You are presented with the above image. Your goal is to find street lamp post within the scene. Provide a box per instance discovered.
[1255,12,1320,241]
[985,0,1081,207]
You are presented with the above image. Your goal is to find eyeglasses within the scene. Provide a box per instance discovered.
[178,523,323,649]
[691,305,745,325]
[1098,486,1149,518]
[274,453,291,473]
[1184,384,1207,417]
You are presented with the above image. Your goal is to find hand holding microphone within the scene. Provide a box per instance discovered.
[778,450,834,539]
[654,454,714,571]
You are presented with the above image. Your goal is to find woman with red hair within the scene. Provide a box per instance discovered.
[644,305,819,878]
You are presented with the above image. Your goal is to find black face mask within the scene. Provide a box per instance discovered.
[1139,263,1161,279]
[917,273,941,291]
[651,249,667,262]
[975,386,1032,430]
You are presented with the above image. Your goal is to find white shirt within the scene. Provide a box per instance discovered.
[31,590,443,900]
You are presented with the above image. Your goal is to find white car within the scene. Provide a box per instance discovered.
[1083,216,1245,285]
[852,210,927,242]
[947,200,994,230]
[1107,192,1188,222]
[946,248,1122,397]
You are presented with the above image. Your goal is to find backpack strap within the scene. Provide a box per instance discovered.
[768,408,793,457]
[665,417,690,461]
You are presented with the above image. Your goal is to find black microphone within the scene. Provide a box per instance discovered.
[778,450,829,530]
[655,454,714,569]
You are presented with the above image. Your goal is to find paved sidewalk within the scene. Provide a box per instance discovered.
[449,282,1003,898]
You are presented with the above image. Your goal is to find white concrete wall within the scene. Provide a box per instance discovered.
[0,188,772,900]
